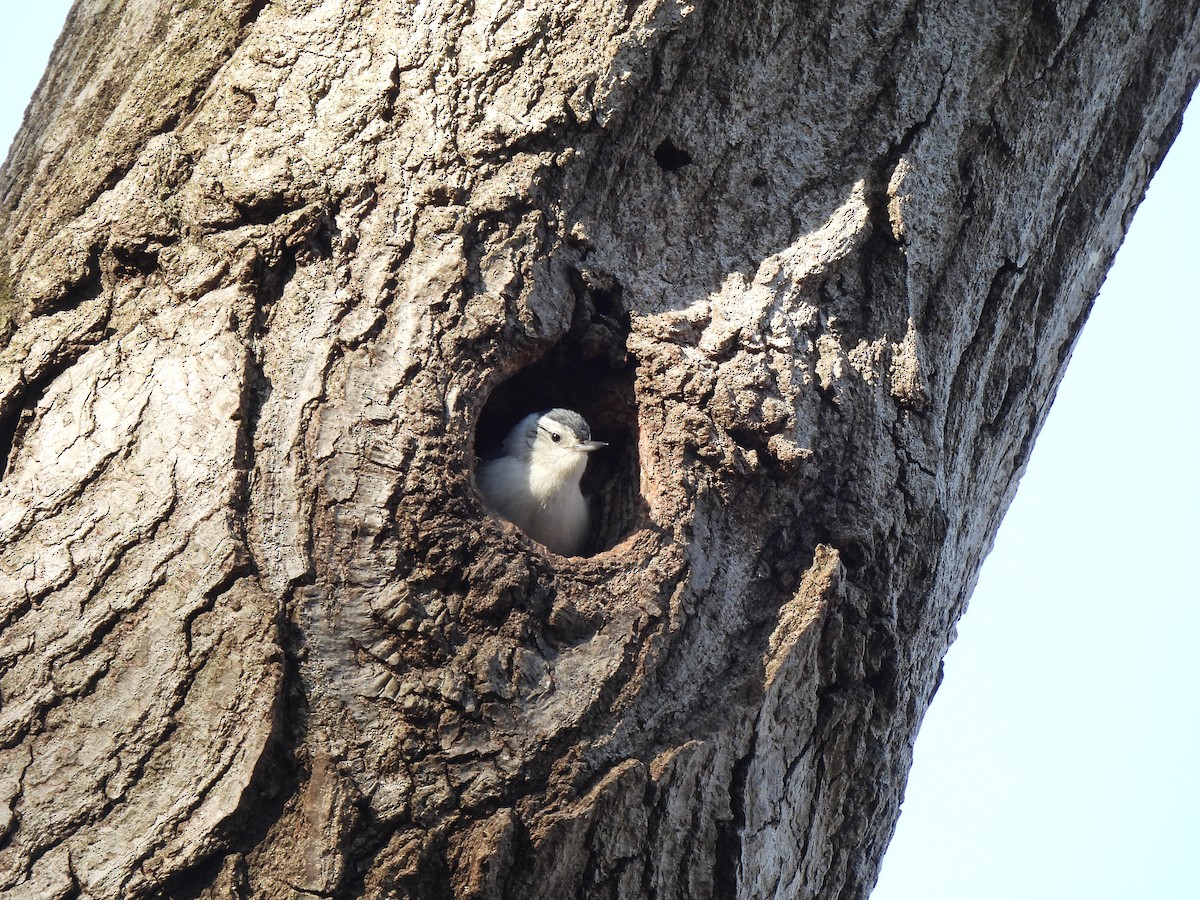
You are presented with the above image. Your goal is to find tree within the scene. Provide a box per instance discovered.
[0,1,1195,898]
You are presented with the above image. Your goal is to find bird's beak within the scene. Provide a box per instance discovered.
[577,440,607,453]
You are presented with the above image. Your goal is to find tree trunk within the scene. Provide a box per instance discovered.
[0,1,1195,898]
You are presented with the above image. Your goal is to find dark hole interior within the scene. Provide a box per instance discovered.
[654,138,693,172]
[475,280,643,555]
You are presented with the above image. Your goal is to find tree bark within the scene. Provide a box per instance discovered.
[0,1,1195,898]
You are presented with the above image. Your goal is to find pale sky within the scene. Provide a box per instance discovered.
[871,98,1200,900]
[2,6,1196,898]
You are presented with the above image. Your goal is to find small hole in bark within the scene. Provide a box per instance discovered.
[839,540,869,571]
[238,0,270,29]
[0,329,97,481]
[475,277,642,556]
[0,404,30,481]
[654,139,693,172]
[110,244,160,278]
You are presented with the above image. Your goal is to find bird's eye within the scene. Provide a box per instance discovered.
[550,432,561,443]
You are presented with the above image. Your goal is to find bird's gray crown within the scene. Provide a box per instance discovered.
[540,408,591,442]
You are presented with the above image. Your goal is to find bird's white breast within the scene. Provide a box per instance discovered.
[478,452,590,555]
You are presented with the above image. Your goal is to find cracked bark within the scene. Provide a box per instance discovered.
[0,1,1195,898]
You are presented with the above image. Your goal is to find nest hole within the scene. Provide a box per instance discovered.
[475,280,642,556]
[654,138,693,172]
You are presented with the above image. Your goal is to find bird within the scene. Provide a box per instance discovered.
[477,408,607,556]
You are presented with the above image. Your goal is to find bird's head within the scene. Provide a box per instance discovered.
[506,408,606,480]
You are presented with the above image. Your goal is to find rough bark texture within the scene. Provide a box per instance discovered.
[0,1,1195,898]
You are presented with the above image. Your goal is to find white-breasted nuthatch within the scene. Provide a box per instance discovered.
[477,408,607,556]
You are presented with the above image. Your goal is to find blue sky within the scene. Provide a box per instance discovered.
[2,6,1195,898]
